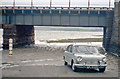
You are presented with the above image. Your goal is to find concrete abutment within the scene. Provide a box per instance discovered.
[2,24,34,49]
[103,11,114,51]
[109,1,120,57]
[104,1,120,57]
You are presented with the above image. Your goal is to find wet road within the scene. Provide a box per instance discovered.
[1,45,119,77]
[2,65,118,77]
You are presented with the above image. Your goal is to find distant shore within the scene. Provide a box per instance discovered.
[46,38,103,43]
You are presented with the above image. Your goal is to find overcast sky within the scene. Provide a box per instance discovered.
[0,0,115,7]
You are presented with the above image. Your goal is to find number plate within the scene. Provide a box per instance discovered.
[87,66,97,69]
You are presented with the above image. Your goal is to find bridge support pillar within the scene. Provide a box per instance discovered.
[2,24,34,49]
[103,1,120,57]
[103,11,114,51]
[108,1,120,56]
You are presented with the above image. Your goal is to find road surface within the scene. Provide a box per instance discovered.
[1,45,119,77]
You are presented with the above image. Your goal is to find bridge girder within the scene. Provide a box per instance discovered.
[1,9,114,27]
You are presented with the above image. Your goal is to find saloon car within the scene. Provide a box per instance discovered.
[63,44,107,72]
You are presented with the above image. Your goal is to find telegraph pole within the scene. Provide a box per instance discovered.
[88,0,90,10]
[31,0,33,8]
[109,0,111,8]
[50,0,52,9]
[69,0,71,9]
[13,0,15,8]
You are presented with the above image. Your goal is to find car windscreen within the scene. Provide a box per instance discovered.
[73,46,98,54]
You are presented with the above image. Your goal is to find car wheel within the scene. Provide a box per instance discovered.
[64,61,68,65]
[99,67,106,72]
[71,61,77,72]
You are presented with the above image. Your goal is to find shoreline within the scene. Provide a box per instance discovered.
[46,38,103,43]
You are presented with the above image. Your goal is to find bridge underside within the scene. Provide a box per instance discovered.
[1,10,108,27]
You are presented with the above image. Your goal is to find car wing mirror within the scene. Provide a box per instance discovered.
[72,52,75,55]
[73,53,75,55]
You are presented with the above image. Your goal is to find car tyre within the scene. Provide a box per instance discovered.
[64,61,68,65]
[71,61,77,72]
[99,67,106,72]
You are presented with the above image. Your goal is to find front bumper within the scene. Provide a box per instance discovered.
[74,64,107,69]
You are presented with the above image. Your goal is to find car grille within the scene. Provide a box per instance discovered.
[85,61,98,65]
[77,60,99,66]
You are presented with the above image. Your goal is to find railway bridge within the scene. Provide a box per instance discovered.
[0,1,119,56]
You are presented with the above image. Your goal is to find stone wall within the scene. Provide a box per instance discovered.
[2,24,35,49]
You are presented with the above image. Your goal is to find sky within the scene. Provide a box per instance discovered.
[0,0,115,7]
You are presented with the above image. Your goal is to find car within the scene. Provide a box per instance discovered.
[63,44,107,72]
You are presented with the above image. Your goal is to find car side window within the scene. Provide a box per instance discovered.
[66,46,70,51]
[66,45,72,53]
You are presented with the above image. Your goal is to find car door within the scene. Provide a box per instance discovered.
[64,45,70,63]
[68,45,74,64]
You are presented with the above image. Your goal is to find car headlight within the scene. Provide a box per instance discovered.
[76,56,82,61]
[102,57,107,62]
